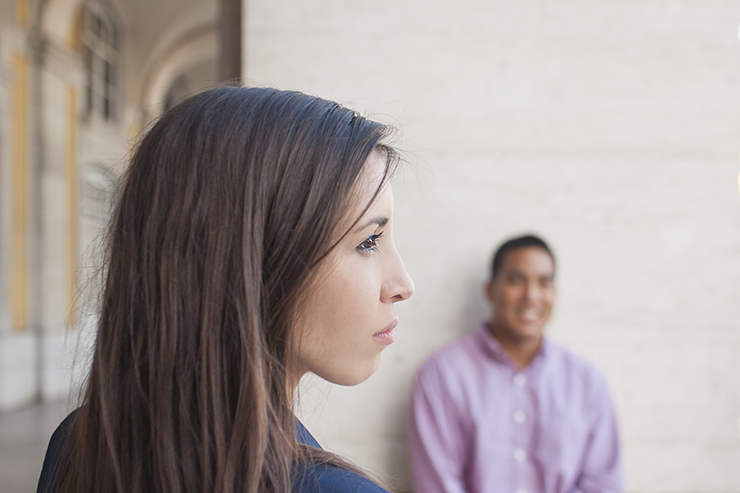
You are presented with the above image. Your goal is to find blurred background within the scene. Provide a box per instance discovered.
[1,0,740,491]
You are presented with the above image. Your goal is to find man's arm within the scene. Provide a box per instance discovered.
[572,373,623,493]
[407,361,472,493]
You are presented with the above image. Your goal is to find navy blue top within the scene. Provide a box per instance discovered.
[37,411,388,493]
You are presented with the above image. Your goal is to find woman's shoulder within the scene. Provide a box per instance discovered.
[40,413,389,493]
[294,463,389,493]
[294,420,389,493]
[37,410,77,493]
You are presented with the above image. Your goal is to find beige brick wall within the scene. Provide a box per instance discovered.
[246,1,740,491]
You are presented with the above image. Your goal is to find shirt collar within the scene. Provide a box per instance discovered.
[295,418,321,449]
[475,321,549,369]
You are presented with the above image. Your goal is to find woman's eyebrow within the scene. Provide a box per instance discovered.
[355,216,389,232]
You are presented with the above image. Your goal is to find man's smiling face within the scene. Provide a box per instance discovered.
[486,246,555,344]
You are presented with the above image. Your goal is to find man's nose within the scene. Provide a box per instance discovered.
[523,281,541,301]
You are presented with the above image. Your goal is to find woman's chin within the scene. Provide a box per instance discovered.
[319,357,382,387]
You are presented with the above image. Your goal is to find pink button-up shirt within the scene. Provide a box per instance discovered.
[408,323,622,493]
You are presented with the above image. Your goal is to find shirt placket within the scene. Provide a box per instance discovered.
[510,370,537,493]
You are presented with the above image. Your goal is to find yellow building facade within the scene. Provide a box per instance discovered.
[0,0,219,411]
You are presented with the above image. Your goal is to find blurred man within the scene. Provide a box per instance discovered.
[408,235,622,493]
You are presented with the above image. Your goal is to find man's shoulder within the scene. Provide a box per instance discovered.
[422,331,482,368]
[415,331,486,387]
[544,339,611,391]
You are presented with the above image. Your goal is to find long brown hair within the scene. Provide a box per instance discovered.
[58,87,397,492]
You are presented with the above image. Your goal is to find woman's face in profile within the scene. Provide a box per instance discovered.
[293,152,415,387]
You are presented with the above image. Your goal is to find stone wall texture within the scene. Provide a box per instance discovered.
[245,1,740,492]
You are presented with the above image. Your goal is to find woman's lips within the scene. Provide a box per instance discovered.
[373,320,398,345]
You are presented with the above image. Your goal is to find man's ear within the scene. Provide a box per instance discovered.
[484,280,496,304]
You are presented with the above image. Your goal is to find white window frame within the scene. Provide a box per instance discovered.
[80,1,120,123]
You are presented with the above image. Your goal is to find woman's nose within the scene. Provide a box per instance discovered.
[384,248,414,303]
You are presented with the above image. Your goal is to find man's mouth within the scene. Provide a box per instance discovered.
[519,309,540,322]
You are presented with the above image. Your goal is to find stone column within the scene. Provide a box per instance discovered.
[218,0,241,82]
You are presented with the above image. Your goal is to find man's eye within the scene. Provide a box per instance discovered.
[357,232,383,252]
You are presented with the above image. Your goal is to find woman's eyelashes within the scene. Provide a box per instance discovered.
[357,231,384,253]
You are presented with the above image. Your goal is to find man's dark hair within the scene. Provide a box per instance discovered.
[490,234,555,280]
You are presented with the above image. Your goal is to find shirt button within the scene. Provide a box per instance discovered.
[513,374,526,386]
[514,411,526,424]
[514,448,527,462]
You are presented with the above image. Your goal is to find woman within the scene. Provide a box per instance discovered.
[37,86,414,492]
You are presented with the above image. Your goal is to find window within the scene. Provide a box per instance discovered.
[80,2,120,122]
[80,163,116,230]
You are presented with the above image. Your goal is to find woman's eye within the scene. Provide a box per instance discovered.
[357,232,383,252]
